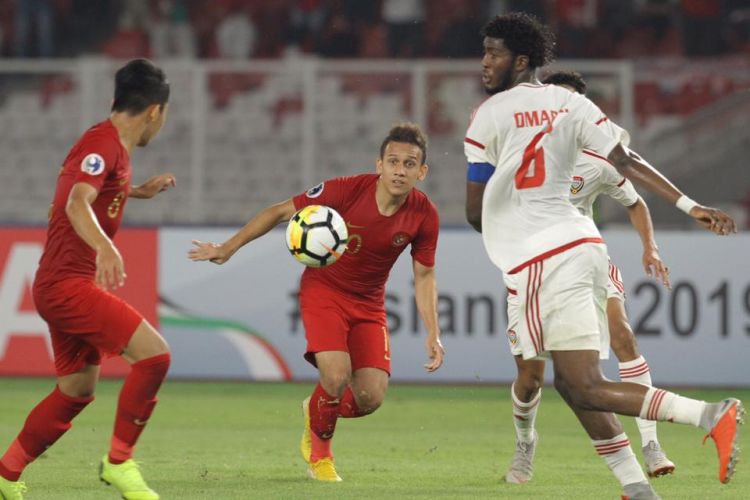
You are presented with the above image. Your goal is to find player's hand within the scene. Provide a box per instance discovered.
[95,242,126,290]
[643,248,670,290]
[188,239,231,265]
[423,335,445,372]
[689,206,736,236]
[132,173,176,199]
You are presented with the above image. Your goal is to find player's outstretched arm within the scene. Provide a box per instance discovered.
[607,145,736,235]
[189,198,297,265]
[412,260,445,372]
[66,182,126,289]
[129,173,176,199]
[465,181,486,233]
[626,196,670,289]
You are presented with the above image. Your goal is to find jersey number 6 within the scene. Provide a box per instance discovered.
[515,126,551,189]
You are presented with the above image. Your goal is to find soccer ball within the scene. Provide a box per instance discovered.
[286,205,348,267]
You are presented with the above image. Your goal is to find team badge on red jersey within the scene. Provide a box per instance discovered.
[306,182,324,198]
[391,232,409,247]
[81,153,105,176]
[570,175,584,194]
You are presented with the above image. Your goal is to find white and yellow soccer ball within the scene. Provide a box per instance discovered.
[286,205,348,268]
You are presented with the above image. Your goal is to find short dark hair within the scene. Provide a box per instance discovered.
[112,58,170,114]
[481,12,555,69]
[542,70,587,94]
[379,122,428,164]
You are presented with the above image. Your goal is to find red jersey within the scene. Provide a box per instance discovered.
[292,174,439,302]
[34,120,131,289]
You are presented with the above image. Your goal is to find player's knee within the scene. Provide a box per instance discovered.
[516,370,544,400]
[125,327,171,363]
[58,372,99,398]
[132,353,171,384]
[554,372,599,410]
[58,381,96,399]
[354,387,386,414]
[320,372,351,397]
[146,333,171,357]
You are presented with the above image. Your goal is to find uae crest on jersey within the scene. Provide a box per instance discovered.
[570,175,585,194]
[507,329,518,346]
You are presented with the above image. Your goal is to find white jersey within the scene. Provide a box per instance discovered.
[464,83,624,274]
[570,149,639,218]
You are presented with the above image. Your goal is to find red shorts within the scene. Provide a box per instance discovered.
[299,284,391,374]
[33,277,143,376]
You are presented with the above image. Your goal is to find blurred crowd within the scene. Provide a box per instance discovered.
[0,0,748,60]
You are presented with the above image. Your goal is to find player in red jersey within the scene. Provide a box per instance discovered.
[189,122,445,482]
[0,59,174,500]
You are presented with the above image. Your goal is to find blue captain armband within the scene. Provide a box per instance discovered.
[467,162,496,183]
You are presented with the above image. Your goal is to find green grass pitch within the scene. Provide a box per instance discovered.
[1,379,747,499]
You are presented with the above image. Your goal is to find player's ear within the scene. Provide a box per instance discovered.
[418,163,429,181]
[146,103,161,122]
[515,54,529,72]
[376,157,384,175]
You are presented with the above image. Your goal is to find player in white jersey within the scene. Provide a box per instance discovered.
[464,13,742,500]
[502,71,675,485]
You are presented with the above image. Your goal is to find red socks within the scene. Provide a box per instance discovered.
[309,384,341,461]
[109,353,171,464]
[339,387,366,418]
[0,353,170,481]
[0,386,93,481]
[308,384,372,461]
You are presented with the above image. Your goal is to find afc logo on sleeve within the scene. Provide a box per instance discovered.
[81,154,105,176]
[306,182,325,198]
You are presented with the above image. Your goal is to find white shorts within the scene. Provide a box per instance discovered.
[607,260,626,301]
[505,243,610,361]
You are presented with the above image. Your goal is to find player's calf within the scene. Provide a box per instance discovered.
[349,383,386,414]
[110,353,171,464]
[0,387,93,482]
[609,321,639,362]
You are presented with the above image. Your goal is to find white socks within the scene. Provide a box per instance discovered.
[593,432,647,486]
[619,356,658,446]
[511,383,541,443]
[639,386,706,427]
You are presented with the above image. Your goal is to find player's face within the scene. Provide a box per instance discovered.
[138,103,169,147]
[481,37,516,94]
[376,141,427,197]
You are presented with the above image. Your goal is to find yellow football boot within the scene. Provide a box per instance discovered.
[308,457,342,482]
[301,397,312,464]
[99,455,159,500]
[0,476,26,500]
